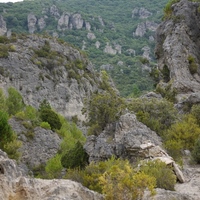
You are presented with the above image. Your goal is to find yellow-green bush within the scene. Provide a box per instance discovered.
[140,160,176,191]
[66,157,156,199]
[40,122,51,130]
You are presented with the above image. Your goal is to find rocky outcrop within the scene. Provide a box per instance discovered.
[70,13,84,29]
[0,15,7,36]
[27,14,37,34]
[57,12,70,31]
[9,117,61,171]
[57,12,88,30]
[155,0,200,105]
[0,149,104,200]
[84,113,162,163]
[0,35,101,121]
[38,17,46,30]
[50,5,60,19]
[104,43,121,55]
[134,21,158,37]
[87,32,96,40]
[132,7,152,19]
[142,46,151,60]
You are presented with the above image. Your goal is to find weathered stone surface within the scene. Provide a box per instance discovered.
[38,17,46,30]
[0,15,7,36]
[155,0,200,105]
[50,4,60,18]
[0,35,101,121]
[134,21,158,37]
[0,149,104,200]
[142,188,195,200]
[84,113,162,163]
[9,118,61,171]
[132,7,152,19]
[70,13,84,29]
[27,13,37,34]
[57,12,70,31]
[87,32,96,40]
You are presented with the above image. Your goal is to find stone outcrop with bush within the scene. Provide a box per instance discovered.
[155,0,200,106]
[0,149,103,200]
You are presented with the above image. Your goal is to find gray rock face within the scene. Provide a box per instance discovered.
[50,4,60,19]
[70,13,84,29]
[134,21,158,37]
[142,188,195,200]
[104,43,121,55]
[27,14,37,34]
[38,17,46,30]
[142,46,151,60]
[84,113,162,163]
[0,149,104,200]
[155,0,200,105]
[0,35,100,121]
[87,32,96,40]
[57,12,70,31]
[0,15,7,36]
[132,7,152,19]
[9,118,61,170]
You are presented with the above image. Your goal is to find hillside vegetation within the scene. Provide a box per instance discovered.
[0,0,168,96]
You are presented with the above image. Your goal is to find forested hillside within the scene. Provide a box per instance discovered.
[0,0,168,96]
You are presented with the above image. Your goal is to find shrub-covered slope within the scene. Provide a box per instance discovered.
[0,0,168,96]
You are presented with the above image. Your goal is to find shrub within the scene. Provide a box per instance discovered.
[0,110,13,147]
[188,55,198,74]
[0,44,9,58]
[66,157,156,199]
[164,114,200,161]
[40,108,62,130]
[40,122,51,130]
[6,87,24,115]
[45,154,63,178]
[61,141,89,169]
[3,134,22,160]
[163,0,180,19]
[128,98,177,135]
[191,104,200,125]
[140,160,176,190]
[100,165,156,200]
[191,138,200,164]
[85,90,124,135]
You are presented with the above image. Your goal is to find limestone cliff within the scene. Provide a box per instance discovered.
[155,0,200,106]
[0,34,102,121]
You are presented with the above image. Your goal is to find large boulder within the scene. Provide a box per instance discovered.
[0,149,103,200]
[84,113,162,163]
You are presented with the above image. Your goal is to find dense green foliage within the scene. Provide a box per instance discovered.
[0,110,13,147]
[38,100,62,130]
[84,71,125,135]
[6,87,25,115]
[0,0,169,97]
[128,98,178,135]
[164,114,200,162]
[61,141,88,169]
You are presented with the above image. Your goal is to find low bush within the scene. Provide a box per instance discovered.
[140,160,176,190]
[61,141,88,169]
[192,138,200,164]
